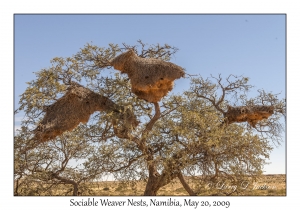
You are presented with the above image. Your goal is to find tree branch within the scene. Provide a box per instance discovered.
[177,171,197,196]
[142,102,161,137]
[51,173,79,196]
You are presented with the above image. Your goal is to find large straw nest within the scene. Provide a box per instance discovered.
[33,82,139,142]
[224,105,274,127]
[110,50,185,102]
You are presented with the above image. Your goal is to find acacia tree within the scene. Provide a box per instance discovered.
[14,41,285,196]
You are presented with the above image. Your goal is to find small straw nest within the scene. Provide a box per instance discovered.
[110,50,185,102]
[33,82,139,142]
[224,105,274,127]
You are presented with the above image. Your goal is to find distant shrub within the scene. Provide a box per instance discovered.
[175,187,185,193]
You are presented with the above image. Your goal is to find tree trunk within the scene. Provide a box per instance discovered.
[14,179,19,196]
[144,175,160,196]
[72,183,79,196]
[144,161,160,196]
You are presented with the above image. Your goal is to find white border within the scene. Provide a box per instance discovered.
[2,1,298,209]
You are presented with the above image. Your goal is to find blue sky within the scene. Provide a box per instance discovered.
[14,14,286,174]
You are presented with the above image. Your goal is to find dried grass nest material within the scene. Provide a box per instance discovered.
[110,50,185,102]
[224,105,274,127]
[33,82,139,142]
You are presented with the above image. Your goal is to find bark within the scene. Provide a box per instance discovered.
[14,179,19,196]
[177,171,197,196]
[142,102,163,196]
[144,175,160,196]
[143,146,160,196]
[144,162,179,196]
[52,173,79,196]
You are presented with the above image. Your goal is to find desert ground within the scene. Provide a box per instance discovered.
[79,174,286,196]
